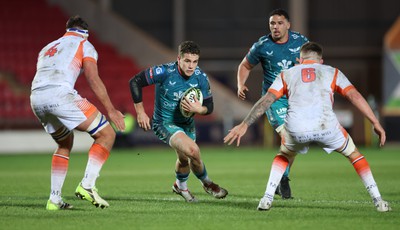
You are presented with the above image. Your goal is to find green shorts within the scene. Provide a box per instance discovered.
[265,97,288,132]
[153,121,196,145]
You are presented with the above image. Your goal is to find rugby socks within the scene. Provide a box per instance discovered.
[351,155,382,203]
[194,163,212,185]
[282,165,290,177]
[49,154,69,203]
[81,143,110,189]
[175,172,190,190]
[263,155,289,201]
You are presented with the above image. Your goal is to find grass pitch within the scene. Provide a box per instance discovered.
[0,146,399,230]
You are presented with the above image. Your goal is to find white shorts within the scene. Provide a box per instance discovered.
[282,125,350,154]
[30,87,97,134]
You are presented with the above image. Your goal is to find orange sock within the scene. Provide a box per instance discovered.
[89,143,110,164]
[352,155,370,176]
[264,155,289,200]
[81,143,110,188]
[352,155,382,202]
[50,154,69,201]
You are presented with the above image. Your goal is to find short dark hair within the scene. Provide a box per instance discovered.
[269,8,290,22]
[178,41,200,57]
[66,15,89,30]
[300,42,323,57]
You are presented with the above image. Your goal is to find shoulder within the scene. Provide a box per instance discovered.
[82,40,97,53]
[83,40,96,49]
[193,66,209,80]
[191,66,209,84]
[249,35,273,52]
[289,30,309,43]
[151,62,175,75]
[255,35,272,46]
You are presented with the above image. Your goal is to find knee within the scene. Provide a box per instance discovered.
[93,125,116,149]
[104,126,116,141]
[186,144,200,160]
[278,148,296,163]
[55,132,74,152]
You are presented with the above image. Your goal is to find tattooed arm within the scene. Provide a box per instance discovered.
[224,92,278,146]
[244,92,277,126]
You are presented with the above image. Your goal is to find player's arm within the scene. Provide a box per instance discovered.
[237,57,254,100]
[243,92,278,126]
[224,92,279,146]
[182,96,213,115]
[83,60,125,131]
[202,97,213,115]
[344,88,385,146]
[129,70,151,131]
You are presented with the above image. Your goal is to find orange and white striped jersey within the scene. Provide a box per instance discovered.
[268,60,355,133]
[31,32,98,91]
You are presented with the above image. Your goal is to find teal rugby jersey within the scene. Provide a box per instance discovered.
[246,30,309,95]
[145,62,212,123]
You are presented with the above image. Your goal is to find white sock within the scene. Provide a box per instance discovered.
[176,179,188,191]
[263,155,289,201]
[49,154,69,203]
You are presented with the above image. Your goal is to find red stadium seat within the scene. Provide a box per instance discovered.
[0,0,147,128]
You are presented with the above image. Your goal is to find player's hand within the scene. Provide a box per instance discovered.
[223,122,248,146]
[237,85,249,100]
[109,109,126,132]
[136,111,151,131]
[372,122,386,147]
[181,97,204,114]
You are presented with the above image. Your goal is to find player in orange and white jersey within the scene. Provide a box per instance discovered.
[30,15,125,210]
[224,42,390,212]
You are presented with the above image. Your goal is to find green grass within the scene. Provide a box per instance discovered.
[0,146,399,230]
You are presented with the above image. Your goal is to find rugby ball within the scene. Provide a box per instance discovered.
[180,87,203,118]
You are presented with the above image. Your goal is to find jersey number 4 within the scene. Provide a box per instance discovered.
[44,43,60,57]
[301,68,316,82]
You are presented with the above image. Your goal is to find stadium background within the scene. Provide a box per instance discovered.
[0,0,399,153]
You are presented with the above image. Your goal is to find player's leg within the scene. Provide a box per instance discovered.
[152,123,198,202]
[46,126,74,210]
[170,132,228,199]
[74,110,115,208]
[277,127,293,199]
[266,101,293,199]
[31,99,75,210]
[335,131,391,212]
[258,143,297,211]
[172,142,198,202]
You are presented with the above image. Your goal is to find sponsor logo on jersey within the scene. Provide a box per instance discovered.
[289,46,301,54]
[276,107,287,116]
[155,66,163,75]
[292,34,300,39]
[163,101,178,108]
[173,90,186,101]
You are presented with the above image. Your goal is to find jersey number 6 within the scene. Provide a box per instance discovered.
[301,68,316,83]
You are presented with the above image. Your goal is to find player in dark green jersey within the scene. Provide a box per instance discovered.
[129,41,228,202]
[237,9,309,199]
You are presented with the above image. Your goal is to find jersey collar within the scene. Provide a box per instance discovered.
[301,60,319,64]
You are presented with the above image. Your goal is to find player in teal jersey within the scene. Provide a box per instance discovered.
[129,41,228,202]
[237,9,309,199]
